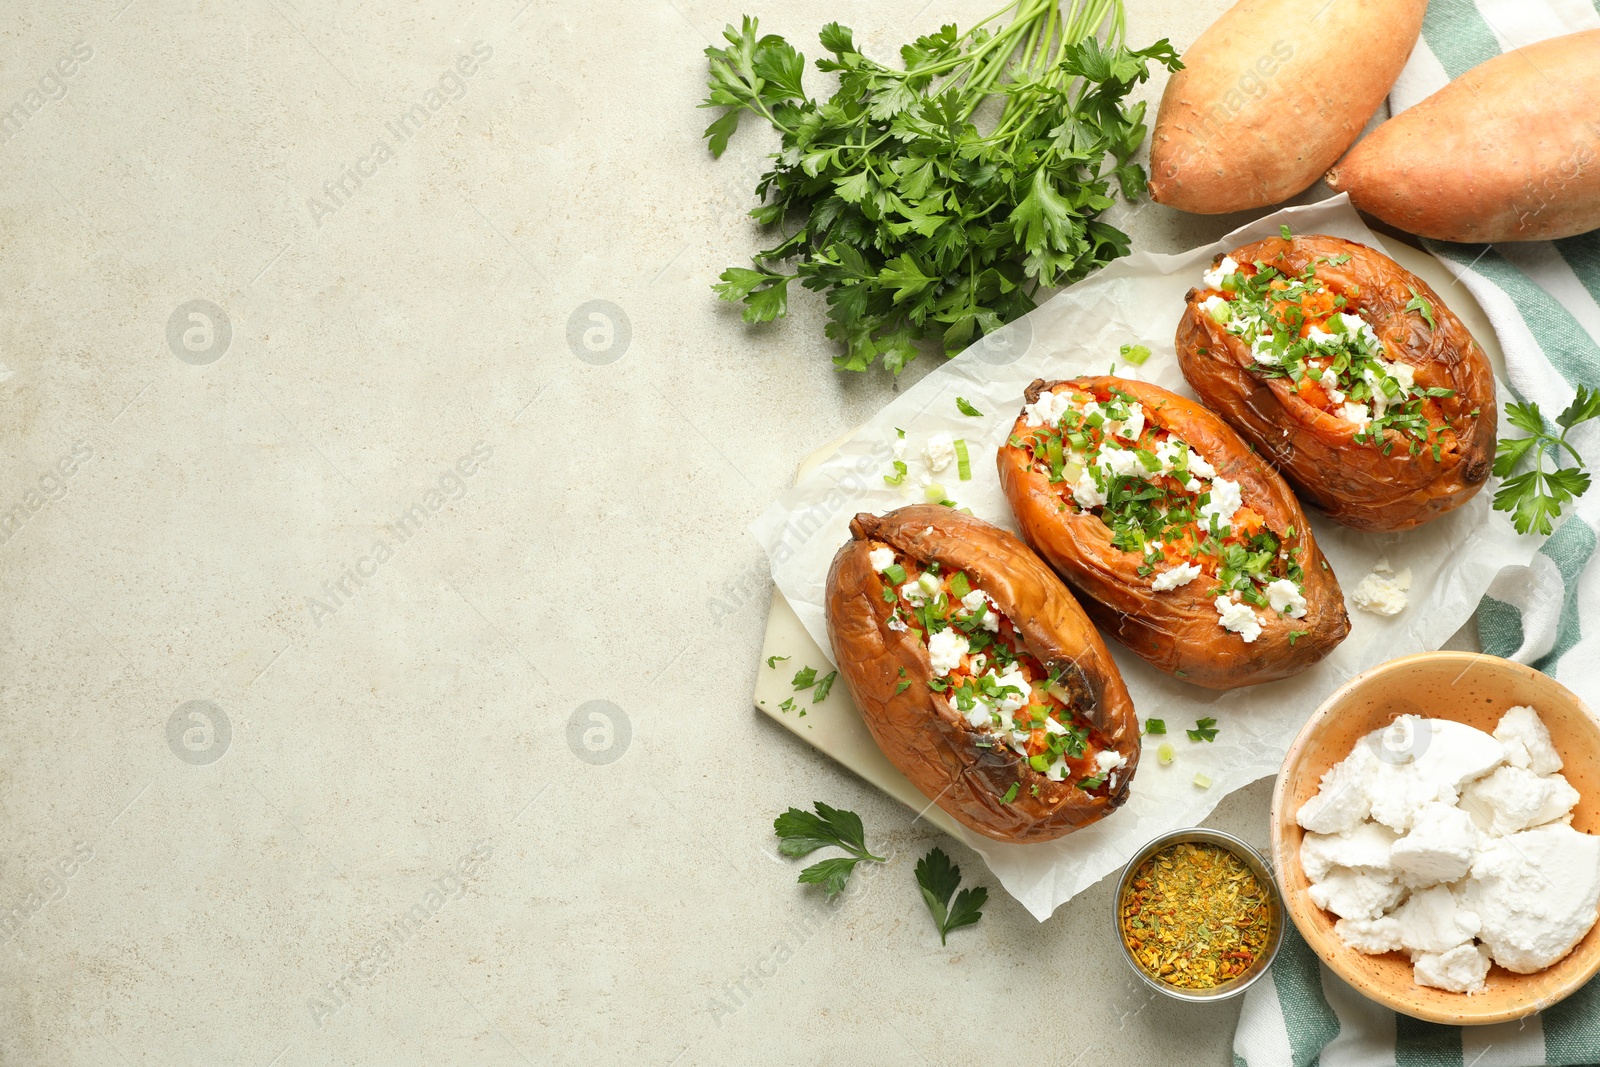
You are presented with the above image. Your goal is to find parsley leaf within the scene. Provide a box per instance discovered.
[766,654,789,668]
[956,396,984,417]
[1143,718,1166,735]
[1000,782,1020,804]
[774,802,886,898]
[1493,389,1599,535]
[915,847,987,945]
[1187,717,1219,743]
[1404,286,1437,331]
[813,670,837,702]
[791,666,818,690]
[702,12,1181,374]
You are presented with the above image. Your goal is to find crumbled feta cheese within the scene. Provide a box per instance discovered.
[1095,443,1146,480]
[924,432,955,474]
[1495,705,1564,776]
[892,438,907,462]
[1265,578,1308,618]
[1459,765,1579,837]
[1339,312,1378,346]
[1413,943,1492,994]
[1390,801,1478,887]
[1151,562,1202,592]
[1336,915,1405,955]
[900,581,928,606]
[965,707,994,729]
[926,629,968,676]
[1250,332,1281,365]
[1186,450,1217,479]
[1341,401,1372,429]
[1199,477,1243,531]
[868,547,896,573]
[1199,294,1228,319]
[1317,366,1347,404]
[1393,884,1482,955]
[1095,749,1128,773]
[1308,868,1406,921]
[1202,255,1239,289]
[992,668,1030,715]
[1300,822,1399,882]
[1073,468,1107,509]
[1351,559,1411,616]
[1388,361,1416,393]
[1214,595,1262,642]
[1298,742,1379,834]
[1461,823,1600,973]
[1360,717,1505,832]
[886,613,908,633]
[1042,715,1067,736]
[1110,403,1146,442]
[1023,389,1076,429]
[1307,325,1337,346]
[960,589,1001,632]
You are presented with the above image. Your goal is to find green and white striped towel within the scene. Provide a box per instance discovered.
[1235,3,1600,1065]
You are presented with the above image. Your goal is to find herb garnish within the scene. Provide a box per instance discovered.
[916,847,987,944]
[1186,717,1218,743]
[703,7,1181,373]
[956,397,983,418]
[767,654,789,668]
[1493,387,1600,535]
[774,802,886,898]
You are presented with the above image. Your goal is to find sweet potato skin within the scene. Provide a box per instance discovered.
[1325,30,1600,243]
[1148,0,1426,214]
[824,505,1139,843]
[1175,235,1496,531]
[998,377,1348,690]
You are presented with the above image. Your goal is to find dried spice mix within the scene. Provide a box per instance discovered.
[1119,841,1274,988]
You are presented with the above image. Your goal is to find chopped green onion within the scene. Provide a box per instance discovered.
[1001,782,1020,804]
[1193,773,1213,789]
[1028,753,1050,773]
[1157,743,1175,765]
[882,563,907,585]
[954,438,971,481]
[1119,343,1151,366]
[924,483,947,503]
[1046,437,1064,483]
[956,397,983,417]
[1144,718,1166,735]
[949,572,971,599]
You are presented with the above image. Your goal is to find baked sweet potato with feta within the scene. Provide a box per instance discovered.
[1175,234,1496,531]
[825,505,1139,843]
[998,376,1348,689]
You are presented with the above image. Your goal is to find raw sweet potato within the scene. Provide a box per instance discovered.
[1148,0,1426,214]
[1326,30,1600,243]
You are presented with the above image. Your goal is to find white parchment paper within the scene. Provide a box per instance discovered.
[750,195,1536,921]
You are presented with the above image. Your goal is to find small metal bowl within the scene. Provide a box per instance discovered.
[1113,827,1285,1002]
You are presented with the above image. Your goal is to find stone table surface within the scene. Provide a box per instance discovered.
[0,1,1459,1063]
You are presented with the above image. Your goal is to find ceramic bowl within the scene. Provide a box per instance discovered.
[1272,652,1600,1024]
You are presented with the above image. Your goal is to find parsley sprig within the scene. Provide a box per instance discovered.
[703,4,1180,373]
[774,802,886,898]
[1493,387,1600,535]
[915,847,987,944]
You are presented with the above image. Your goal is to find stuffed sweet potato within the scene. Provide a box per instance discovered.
[1175,234,1496,531]
[998,376,1348,689]
[825,505,1139,843]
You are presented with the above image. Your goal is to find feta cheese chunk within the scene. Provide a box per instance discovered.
[1308,868,1406,921]
[868,547,896,573]
[1336,915,1404,955]
[1341,401,1371,429]
[1413,943,1492,994]
[1392,885,1481,955]
[959,589,1001,633]
[1202,255,1239,289]
[1214,595,1262,643]
[923,432,955,474]
[1461,823,1600,973]
[1390,801,1479,887]
[1495,705,1564,776]
[1095,749,1128,774]
[1300,822,1400,882]
[1151,562,1202,592]
[1265,578,1308,618]
[1298,742,1380,834]
[992,667,1029,716]
[1073,468,1107,509]
[1360,717,1506,832]
[926,629,968,677]
[1199,477,1243,531]
[1459,765,1580,837]
[1351,559,1411,616]
[1096,443,1146,480]
[1023,389,1075,429]
[1185,450,1217,480]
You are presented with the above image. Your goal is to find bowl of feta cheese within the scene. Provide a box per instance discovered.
[1272,652,1600,1024]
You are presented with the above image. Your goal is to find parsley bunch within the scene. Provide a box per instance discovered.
[702,1,1179,373]
[1493,387,1600,535]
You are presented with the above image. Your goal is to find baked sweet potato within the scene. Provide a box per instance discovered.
[1175,234,1496,531]
[1326,30,1600,243]
[825,505,1139,843]
[1148,0,1426,214]
[998,376,1348,689]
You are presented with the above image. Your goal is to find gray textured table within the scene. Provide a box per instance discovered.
[0,1,1463,1062]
